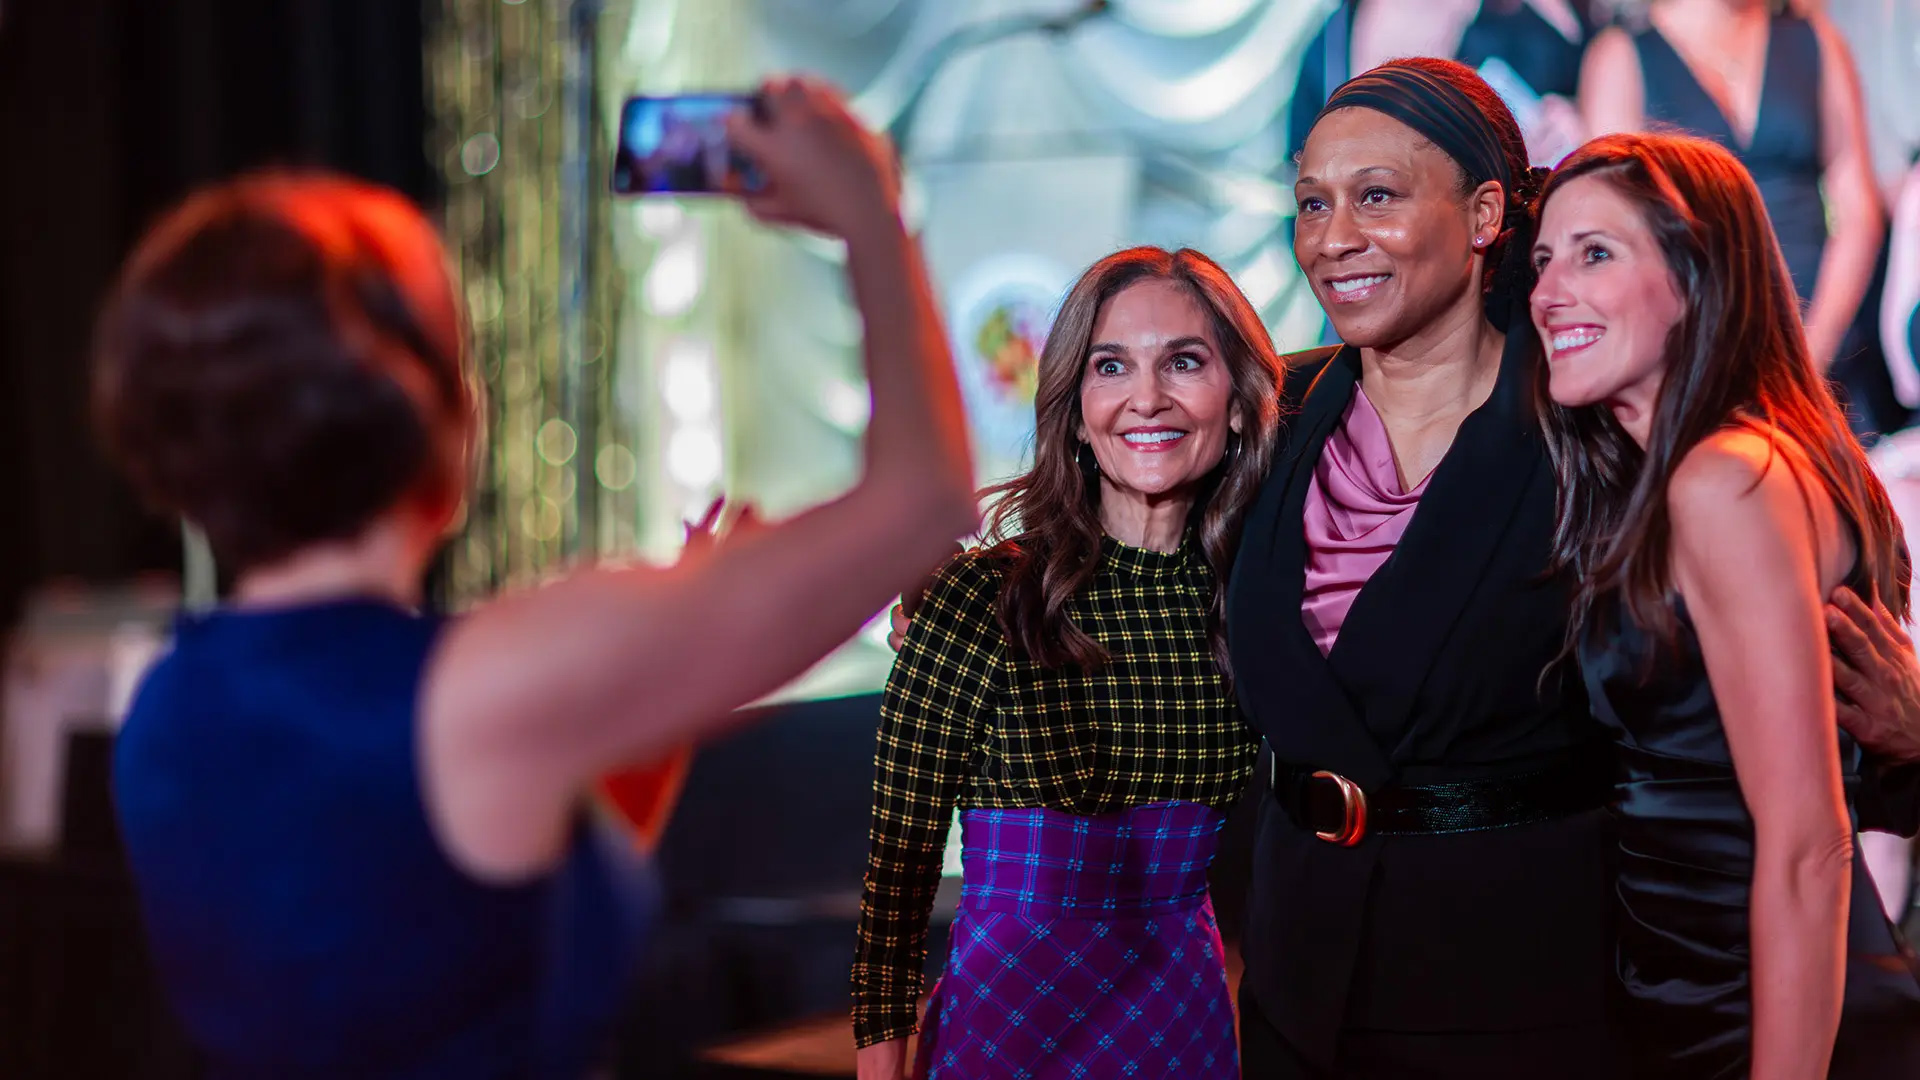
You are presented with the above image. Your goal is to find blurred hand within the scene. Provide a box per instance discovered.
[683,497,725,555]
[1829,587,1920,763]
[886,604,910,653]
[855,1039,909,1080]
[725,75,901,239]
[681,496,763,559]
[1529,94,1586,167]
[885,541,962,652]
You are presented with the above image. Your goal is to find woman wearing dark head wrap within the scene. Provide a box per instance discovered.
[1229,58,1616,1077]
[1229,57,1920,1077]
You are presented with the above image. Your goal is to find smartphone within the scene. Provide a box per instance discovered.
[612,93,766,196]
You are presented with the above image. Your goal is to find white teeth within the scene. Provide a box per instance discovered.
[1552,328,1604,352]
[1330,274,1389,294]
[1123,431,1185,445]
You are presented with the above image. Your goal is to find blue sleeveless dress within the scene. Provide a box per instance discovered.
[114,598,658,1079]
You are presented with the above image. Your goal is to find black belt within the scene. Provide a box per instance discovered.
[1265,747,1612,846]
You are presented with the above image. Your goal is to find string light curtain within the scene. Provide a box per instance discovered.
[427,0,613,601]
[428,0,766,603]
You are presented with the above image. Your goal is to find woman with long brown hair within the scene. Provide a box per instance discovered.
[849,247,1283,1080]
[1531,129,1920,1077]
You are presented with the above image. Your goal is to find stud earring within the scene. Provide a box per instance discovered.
[1473,236,1487,248]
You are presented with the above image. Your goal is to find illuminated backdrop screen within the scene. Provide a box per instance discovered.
[430,0,1332,703]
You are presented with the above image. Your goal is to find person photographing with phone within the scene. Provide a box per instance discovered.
[106,76,976,1079]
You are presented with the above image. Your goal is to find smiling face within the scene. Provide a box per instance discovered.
[1530,173,1688,442]
[1077,278,1239,512]
[1293,107,1503,349]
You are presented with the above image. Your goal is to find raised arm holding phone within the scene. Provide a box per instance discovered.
[104,76,976,1078]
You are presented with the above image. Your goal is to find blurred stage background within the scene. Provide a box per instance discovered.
[431,0,1327,702]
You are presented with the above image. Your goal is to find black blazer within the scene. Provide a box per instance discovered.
[1226,342,1616,1059]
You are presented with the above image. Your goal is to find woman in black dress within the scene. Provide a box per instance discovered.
[1530,129,1920,1077]
[1456,0,1597,164]
[1580,0,1882,382]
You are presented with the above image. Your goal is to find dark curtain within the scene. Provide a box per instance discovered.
[0,0,436,631]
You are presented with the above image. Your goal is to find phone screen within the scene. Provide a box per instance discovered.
[612,94,764,196]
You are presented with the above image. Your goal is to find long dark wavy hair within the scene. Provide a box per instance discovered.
[1537,132,1909,665]
[981,247,1284,680]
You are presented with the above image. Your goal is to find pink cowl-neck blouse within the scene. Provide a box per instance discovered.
[1300,387,1430,656]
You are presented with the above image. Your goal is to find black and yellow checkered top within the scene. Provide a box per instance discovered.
[850,533,1257,1046]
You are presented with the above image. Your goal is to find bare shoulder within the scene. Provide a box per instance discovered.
[1667,427,1843,575]
[1670,426,1776,493]
[1669,427,1805,516]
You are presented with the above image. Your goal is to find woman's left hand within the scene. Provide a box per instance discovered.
[1828,587,1920,762]
[681,496,763,558]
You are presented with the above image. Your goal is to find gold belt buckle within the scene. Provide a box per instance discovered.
[1311,770,1369,847]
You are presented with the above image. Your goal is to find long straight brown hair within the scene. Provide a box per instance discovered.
[981,247,1284,679]
[1537,132,1909,664]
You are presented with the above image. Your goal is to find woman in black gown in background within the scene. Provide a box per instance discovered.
[1288,1,1597,170]
[1455,0,1596,164]
[1580,0,1884,403]
[1531,130,1920,1078]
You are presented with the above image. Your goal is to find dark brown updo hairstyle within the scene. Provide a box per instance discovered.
[92,172,474,576]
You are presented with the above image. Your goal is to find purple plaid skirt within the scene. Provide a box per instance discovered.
[915,801,1236,1079]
